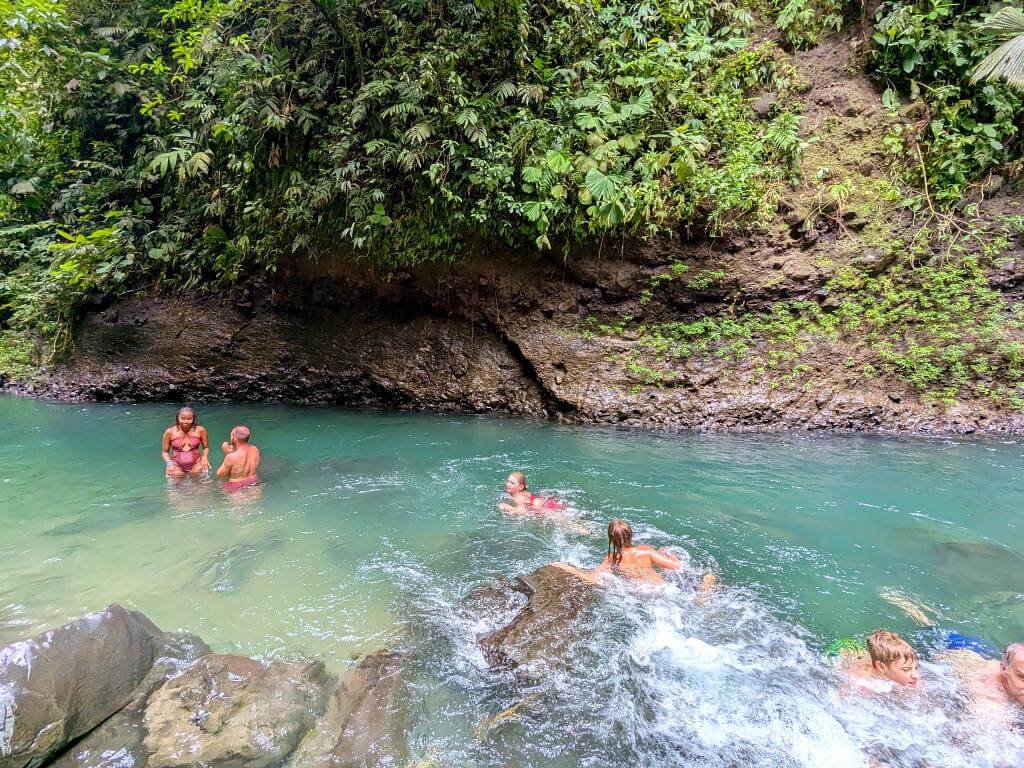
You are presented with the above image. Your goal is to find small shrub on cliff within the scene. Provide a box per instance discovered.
[870,0,1024,204]
[610,223,1024,405]
[774,0,848,50]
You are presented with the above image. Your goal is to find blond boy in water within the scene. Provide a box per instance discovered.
[844,630,921,693]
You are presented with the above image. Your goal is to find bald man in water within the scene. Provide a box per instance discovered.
[216,425,261,490]
[944,642,1024,724]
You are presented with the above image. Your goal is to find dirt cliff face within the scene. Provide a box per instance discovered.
[8,35,1024,435]
[20,284,549,417]
[10,238,1022,435]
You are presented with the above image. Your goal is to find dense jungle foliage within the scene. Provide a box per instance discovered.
[0,0,1021,374]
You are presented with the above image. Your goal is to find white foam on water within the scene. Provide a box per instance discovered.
[624,595,866,768]
[566,580,1024,768]
[0,683,15,758]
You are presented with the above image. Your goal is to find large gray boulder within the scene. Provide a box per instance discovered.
[142,655,330,768]
[48,632,210,768]
[477,564,596,672]
[290,651,406,768]
[0,605,167,768]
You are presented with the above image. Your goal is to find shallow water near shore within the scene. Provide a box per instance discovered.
[1,396,1023,766]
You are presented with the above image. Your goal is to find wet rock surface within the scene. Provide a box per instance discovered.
[0,605,167,768]
[0,610,409,768]
[10,198,1024,436]
[143,654,329,768]
[462,577,525,625]
[49,633,210,768]
[17,297,547,418]
[290,651,406,768]
[478,564,597,672]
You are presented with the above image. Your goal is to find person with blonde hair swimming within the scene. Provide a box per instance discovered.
[499,472,564,516]
[592,518,684,585]
[555,518,716,590]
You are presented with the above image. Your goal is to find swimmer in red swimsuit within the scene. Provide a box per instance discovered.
[162,407,210,477]
[499,472,564,516]
[216,425,261,491]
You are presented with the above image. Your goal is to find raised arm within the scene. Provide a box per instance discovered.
[216,442,236,480]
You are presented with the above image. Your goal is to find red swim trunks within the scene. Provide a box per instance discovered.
[223,476,259,492]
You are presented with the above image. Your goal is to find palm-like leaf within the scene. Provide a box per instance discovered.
[971,7,1024,89]
[978,6,1024,35]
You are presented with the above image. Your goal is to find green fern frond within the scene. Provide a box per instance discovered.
[405,121,433,145]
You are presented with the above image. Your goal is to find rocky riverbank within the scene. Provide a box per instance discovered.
[0,606,405,768]
[7,229,1024,437]
[0,567,592,768]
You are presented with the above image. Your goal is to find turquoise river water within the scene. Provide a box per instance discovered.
[1,396,1022,766]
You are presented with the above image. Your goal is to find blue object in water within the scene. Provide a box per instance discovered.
[942,631,999,658]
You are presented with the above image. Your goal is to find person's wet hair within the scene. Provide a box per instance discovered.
[508,471,527,491]
[607,518,633,570]
[867,630,917,666]
[175,407,196,429]
[1003,643,1024,668]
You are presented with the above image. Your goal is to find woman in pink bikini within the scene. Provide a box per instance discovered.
[161,407,211,477]
[499,472,564,516]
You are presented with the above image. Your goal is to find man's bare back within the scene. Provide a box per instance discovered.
[216,426,261,488]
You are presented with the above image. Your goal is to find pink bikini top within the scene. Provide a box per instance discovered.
[171,431,201,452]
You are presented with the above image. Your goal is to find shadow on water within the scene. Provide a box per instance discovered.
[46,496,162,536]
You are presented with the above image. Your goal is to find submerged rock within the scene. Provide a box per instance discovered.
[0,605,167,768]
[196,532,285,594]
[197,543,260,594]
[934,540,1024,591]
[477,564,596,672]
[935,539,1024,567]
[142,654,330,768]
[291,650,406,768]
[461,577,525,625]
